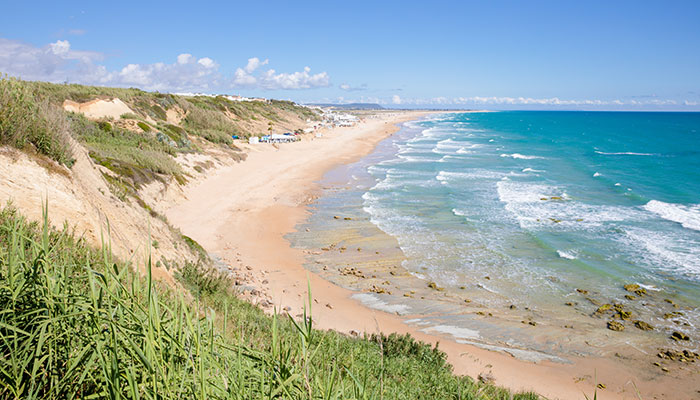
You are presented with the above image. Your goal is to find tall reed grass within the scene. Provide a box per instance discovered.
[0,204,539,399]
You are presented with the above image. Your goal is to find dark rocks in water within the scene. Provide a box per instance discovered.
[671,331,690,341]
[344,217,352,220]
[459,286,466,290]
[658,349,700,362]
[549,217,562,223]
[509,304,517,309]
[633,320,654,331]
[624,294,636,300]
[369,285,390,295]
[663,311,684,319]
[664,298,679,308]
[607,320,625,331]
[623,283,647,296]
[564,302,574,306]
[528,321,537,326]
[427,281,444,291]
[596,304,612,314]
[333,216,340,219]
[617,310,632,320]
[576,288,589,295]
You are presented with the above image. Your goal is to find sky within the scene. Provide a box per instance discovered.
[1,1,699,110]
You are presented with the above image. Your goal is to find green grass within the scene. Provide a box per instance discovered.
[70,113,182,178]
[0,76,74,166]
[0,204,540,399]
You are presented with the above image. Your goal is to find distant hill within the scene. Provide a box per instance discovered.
[308,103,385,110]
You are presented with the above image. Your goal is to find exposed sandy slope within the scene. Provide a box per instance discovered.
[63,98,135,120]
[165,112,693,400]
[0,140,195,282]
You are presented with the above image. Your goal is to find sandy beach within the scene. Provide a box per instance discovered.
[165,111,694,400]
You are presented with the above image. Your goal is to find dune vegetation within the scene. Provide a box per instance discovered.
[0,203,539,399]
[0,75,317,177]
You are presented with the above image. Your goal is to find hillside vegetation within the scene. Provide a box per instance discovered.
[0,204,539,399]
[1,76,315,174]
[0,75,318,217]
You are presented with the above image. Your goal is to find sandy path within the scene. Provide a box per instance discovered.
[165,112,687,400]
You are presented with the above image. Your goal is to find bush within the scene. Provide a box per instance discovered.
[136,121,151,132]
[98,121,112,132]
[0,75,74,166]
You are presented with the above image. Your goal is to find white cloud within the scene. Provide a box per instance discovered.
[339,82,367,91]
[233,67,258,86]
[49,40,70,56]
[197,57,216,69]
[0,38,331,92]
[244,57,268,73]
[0,38,105,84]
[177,53,193,64]
[392,94,402,104]
[256,66,330,90]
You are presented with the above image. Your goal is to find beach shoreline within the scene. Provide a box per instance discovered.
[165,111,694,400]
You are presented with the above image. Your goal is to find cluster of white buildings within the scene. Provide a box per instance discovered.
[322,110,359,127]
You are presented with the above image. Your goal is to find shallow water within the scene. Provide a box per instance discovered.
[289,111,700,363]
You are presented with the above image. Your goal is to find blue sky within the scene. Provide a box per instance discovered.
[1,0,699,110]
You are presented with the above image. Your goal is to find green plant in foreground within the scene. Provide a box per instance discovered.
[0,203,539,399]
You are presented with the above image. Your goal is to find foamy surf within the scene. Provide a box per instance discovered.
[557,250,577,260]
[500,153,544,160]
[595,151,656,156]
[644,200,700,232]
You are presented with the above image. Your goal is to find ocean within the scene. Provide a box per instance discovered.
[290,111,700,361]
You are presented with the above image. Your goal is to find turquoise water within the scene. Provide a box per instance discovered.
[363,112,700,305]
[293,111,700,358]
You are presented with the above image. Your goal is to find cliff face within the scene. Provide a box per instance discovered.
[0,78,318,281]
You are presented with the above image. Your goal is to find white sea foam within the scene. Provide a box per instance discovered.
[456,148,473,155]
[522,168,544,173]
[593,172,602,177]
[351,293,411,315]
[437,170,504,182]
[595,151,656,156]
[422,325,480,340]
[557,250,577,260]
[404,319,431,326]
[396,154,436,163]
[644,200,700,232]
[500,153,544,160]
[496,180,649,230]
[624,227,700,278]
[452,208,467,217]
